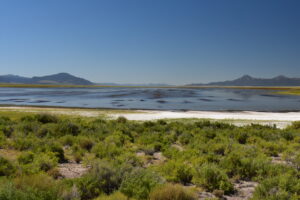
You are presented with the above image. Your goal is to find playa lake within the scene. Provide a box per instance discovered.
[0,87,300,111]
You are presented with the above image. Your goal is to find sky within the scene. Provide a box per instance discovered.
[0,0,299,84]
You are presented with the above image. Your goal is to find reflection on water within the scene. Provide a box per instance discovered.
[0,87,299,111]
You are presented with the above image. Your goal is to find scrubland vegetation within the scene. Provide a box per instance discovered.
[0,113,299,200]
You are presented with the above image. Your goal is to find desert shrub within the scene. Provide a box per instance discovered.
[73,151,83,163]
[35,113,59,124]
[95,191,129,200]
[281,131,295,141]
[60,185,80,200]
[18,151,34,164]
[192,164,233,194]
[76,161,121,199]
[114,152,142,167]
[260,141,282,156]
[60,134,75,146]
[36,127,49,137]
[0,174,61,200]
[116,116,127,123]
[120,168,164,200]
[282,149,300,171]
[179,133,193,145]
[201,130,216,140]
[14,173,61,200]
[0,116,11,124]
[143,146,156,156]
[238,157,271,180]
[149,184,196,200]
[289,121,300,129]
[12,137,36,150]
[17,121,40,135]
[209,142,227,156]
[20,115,36,122]
[159,160,193,185]
[34,152,58,172]
[56,121,80,136]
[221,151,272,181]
[1,126,14,138]
[47,168,61,179]
[0,156,15,176]
[77,136,94,151]
[92,142,121,159]
[48,143,66,163]
[252,175,300,200]
[234,131,249,144]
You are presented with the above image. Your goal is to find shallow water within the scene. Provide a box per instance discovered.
[0,87,300,111]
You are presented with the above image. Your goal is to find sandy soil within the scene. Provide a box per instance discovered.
[112,110,300,121]
[112,110,300,128]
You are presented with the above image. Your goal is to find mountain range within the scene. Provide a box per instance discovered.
[1,73,300,86]
[0,73,170,86]
[0,73,93,85]
[189,75,300,86]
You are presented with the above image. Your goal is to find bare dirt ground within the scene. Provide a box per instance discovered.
[58,162,91,179]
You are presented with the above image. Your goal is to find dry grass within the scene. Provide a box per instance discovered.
[0,149,21,161]
[276,89,300,95]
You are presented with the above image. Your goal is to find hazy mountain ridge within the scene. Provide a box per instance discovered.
[189,75,300,86]
[1,73,300,86]
[0,73,93,85]
[0,73,171,86]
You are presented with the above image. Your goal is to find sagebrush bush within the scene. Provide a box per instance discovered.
[95,191,129,200]
[149,184,196,200]
[75,161,122,199]
[160,160,193,185]
[252,175,300,200]
[0,156,15,176]
[120,168,164,200]
[35,113,59,124]
[192,164,234,194]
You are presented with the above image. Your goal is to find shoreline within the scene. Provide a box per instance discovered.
[0,106,299,129]
[1,104,300,113]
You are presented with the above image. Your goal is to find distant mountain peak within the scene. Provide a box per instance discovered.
[188,75,300,86]
[238,75,254,80]
[273,75,288,79]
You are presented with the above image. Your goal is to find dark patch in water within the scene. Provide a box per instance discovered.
[140,99,145,102]
[56,101,65,103]
[199,98,213,102]
[30,100,50,103]
[107,91,139,98]
[1,98,29,102]
[157,100,167,104]
[227,98,242,102]
[183,100,192,104]
[260,94,282,98]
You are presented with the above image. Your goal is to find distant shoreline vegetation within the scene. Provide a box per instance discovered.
[0,83,300,95]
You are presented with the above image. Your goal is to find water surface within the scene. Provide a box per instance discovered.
[0,87,299,111]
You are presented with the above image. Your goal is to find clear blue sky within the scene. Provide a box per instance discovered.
[0,0,299,84]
